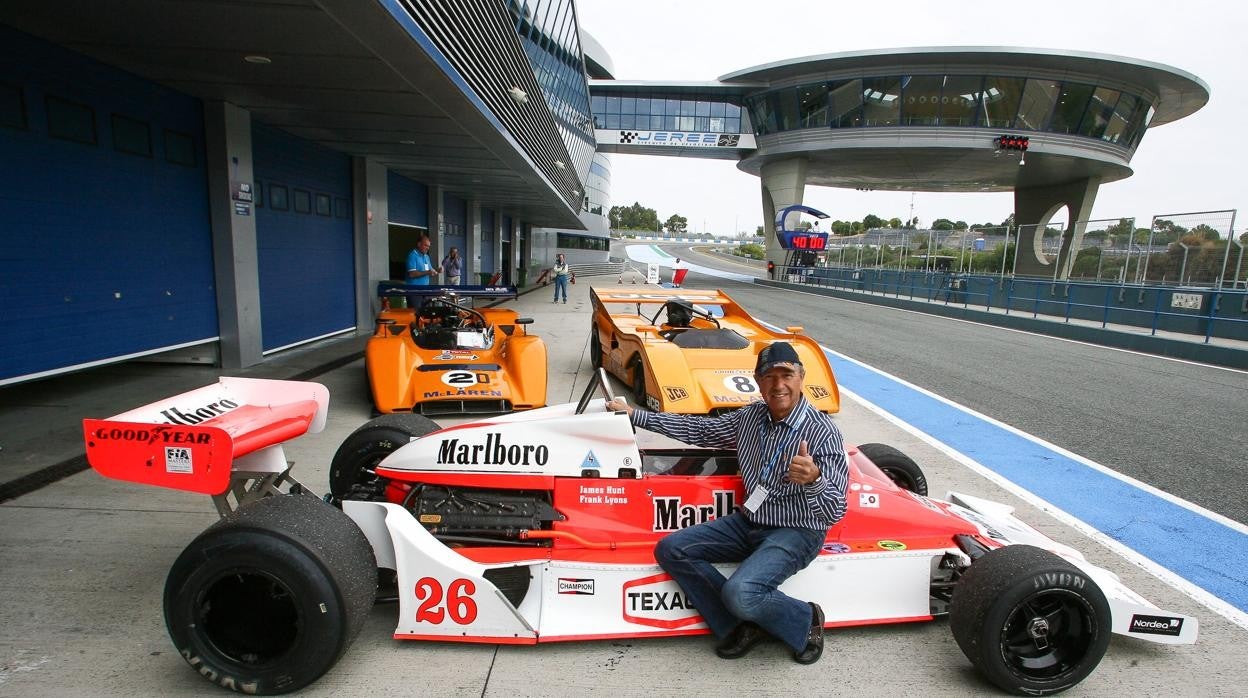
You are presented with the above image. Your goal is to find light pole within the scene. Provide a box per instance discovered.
[1177,242,1195,285]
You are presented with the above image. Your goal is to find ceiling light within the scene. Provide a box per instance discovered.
[399,139,416,145]
[507,87,529,104]
[243,55,271,64]
[555,160,566,169]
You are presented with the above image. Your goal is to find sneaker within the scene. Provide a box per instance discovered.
[563,300,567,304]
[793,602,824,664]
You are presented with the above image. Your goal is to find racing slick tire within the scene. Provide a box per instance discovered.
[857,443,928,496]
[329,413,441,498]
[629,357,647,407]
[949,544,1111,696]
[589,327,602,369]
[163,494,377,695]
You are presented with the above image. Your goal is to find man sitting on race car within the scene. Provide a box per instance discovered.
[659,300,695,341]
[607,342,849,664]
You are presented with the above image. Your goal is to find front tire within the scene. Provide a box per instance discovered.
[630,358,647,407]
[949,544,1111,696]
[589,327,602,369]
[164,495,376,695]
[329,413,441,498]
[857,443,928,496]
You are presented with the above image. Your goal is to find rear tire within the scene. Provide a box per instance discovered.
[857,443,928,496]
[164,495,376,694]
[329,413,440,498]
[949,544,1111,696]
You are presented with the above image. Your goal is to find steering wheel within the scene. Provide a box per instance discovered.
[575,367,617,414]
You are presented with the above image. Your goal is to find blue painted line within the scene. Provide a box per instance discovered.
[827,351,1248,613]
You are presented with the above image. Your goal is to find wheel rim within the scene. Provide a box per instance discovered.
[998,588,1097,683]
[198,569,300,667]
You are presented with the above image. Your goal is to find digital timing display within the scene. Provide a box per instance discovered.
[780,232,828,250]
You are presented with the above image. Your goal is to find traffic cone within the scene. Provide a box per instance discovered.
[618,274,623,283]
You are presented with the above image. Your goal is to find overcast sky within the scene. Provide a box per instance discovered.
[576,0,1247,236]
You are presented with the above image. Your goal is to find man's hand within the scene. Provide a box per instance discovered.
[786,440,820,485]
[606,397,633,416]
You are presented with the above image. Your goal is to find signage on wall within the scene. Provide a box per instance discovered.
[233,201,251,216]
[230,181,254,203]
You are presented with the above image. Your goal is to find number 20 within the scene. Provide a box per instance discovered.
[414,577,478,624]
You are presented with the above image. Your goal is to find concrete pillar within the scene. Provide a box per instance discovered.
[203,101,262,369]
[493,209,504,282]
[467,200,482,285]
[1013,176,1101,278]
[760,158,808,268]
[427,184,445,260]
[353,156,389,329]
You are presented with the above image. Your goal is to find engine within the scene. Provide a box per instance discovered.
[406,485,563,545]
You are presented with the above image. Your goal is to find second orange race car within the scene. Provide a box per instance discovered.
[589,287,838,415]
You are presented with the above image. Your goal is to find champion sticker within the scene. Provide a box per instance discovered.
[165,446,193,474]
[558,578,595,595]
[877,540,906,551]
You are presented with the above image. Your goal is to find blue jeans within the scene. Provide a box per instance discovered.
[654,511,823,651]
[553,275,568,301]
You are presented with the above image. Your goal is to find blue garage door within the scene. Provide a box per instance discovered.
[252,123,354,352]
[0,28,215,384]
[443,193,467,271]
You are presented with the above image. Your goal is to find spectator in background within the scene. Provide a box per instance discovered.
[672,257,689,287]
[552,253,573,303]
[441,247,462,285]
[406,234,435,286]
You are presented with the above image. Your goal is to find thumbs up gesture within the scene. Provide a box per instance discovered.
[787,440,819,485]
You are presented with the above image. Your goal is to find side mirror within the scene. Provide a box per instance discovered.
[516,318,533,325]
[786,326,804,334]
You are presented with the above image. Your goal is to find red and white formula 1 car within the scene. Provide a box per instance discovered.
[83,371,1197,696]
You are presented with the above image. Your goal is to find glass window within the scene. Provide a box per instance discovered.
[254,179,264,208]
[0,83,26,129]
[980,76,1024,129]
[663,115,678,130]
[709,117,724,132]
[901,75,943,126]
[620,113,636,129]
[665,98,679,116]
[269,183,288,211]
[797,82,829,129]
[766,89,799,131]
[677,115,695,131]
[1077,86,1120,138]
[621,96,635,114]
[606,95,620,113]
[747,95,774,135]
[111,114,151,157]
[695,100,710,117]
[293,188,311,214]
[164,129,196,166]
[635,97,650,115]
[1015,79,1059,130]
[862,77,901,127]
[1104,93,1138,144]
[828,79,862,128]
[709,101,726,117]
[651,98,665,116]
[725,116,740,132]
[590,94,605,114]
[334,197,349,219]
[725,103,741,118]
[604,114,619,129]
[1049,82,1094,134]
[941,75,983,126]
[315,193,332,216]
[46,95,96,144]
[679,99,695,116]
[592,114,603,128]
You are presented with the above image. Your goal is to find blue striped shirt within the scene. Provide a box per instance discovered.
[632,396,848,531]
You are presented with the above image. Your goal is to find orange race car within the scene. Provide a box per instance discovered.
[367,283,546,415]
[589,287,838,415]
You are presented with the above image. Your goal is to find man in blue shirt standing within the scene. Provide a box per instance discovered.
[607,341,848,664]
[406,234,436,285]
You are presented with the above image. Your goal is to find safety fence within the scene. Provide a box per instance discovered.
[774,264,1248,343]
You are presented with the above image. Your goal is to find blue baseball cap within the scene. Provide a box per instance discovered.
[755,341,803,376]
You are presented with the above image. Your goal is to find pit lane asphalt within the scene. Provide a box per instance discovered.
[1,274,1245,696]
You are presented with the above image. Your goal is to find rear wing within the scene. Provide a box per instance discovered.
[83,377,329,501]
[377,282,517,301]
[591,288,733,306]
